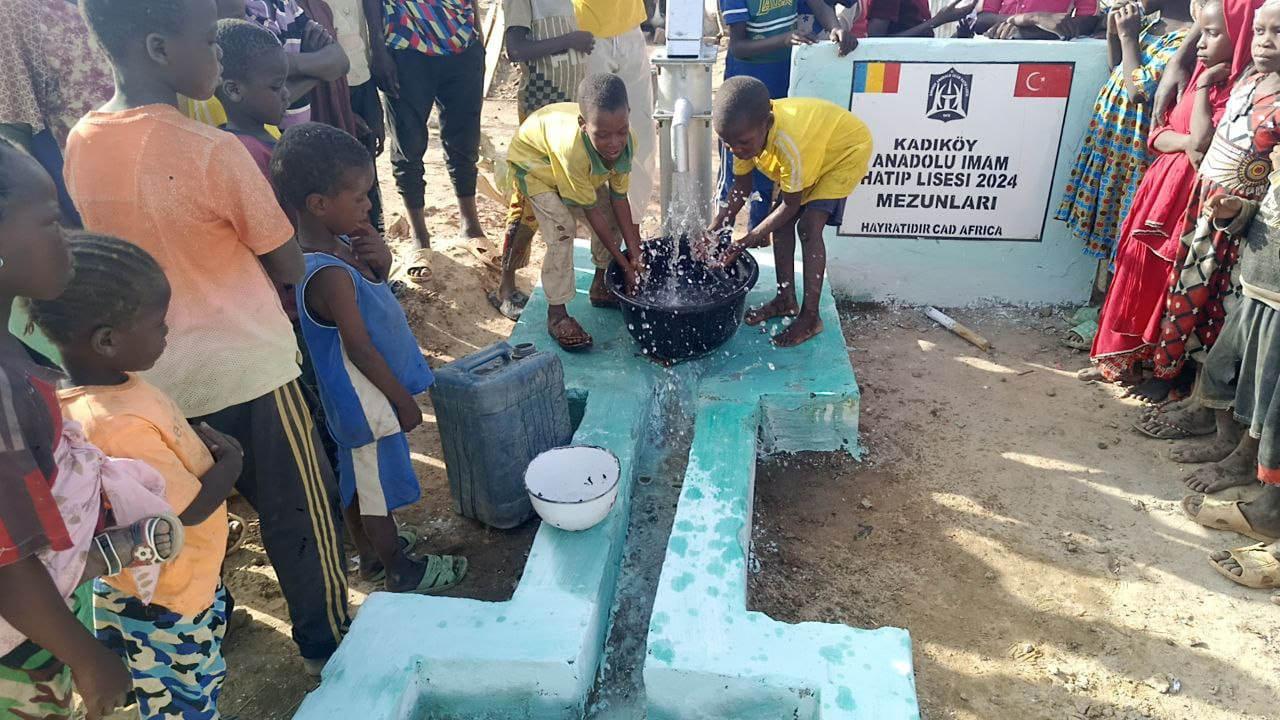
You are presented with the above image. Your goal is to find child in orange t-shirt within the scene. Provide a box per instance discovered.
[73,0,350,674]
[28,235,244,719]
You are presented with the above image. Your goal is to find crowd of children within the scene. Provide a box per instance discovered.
[16,0,1280,714]
[1061,0,1280,602]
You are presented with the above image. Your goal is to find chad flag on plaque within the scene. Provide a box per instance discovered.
[1014,63,1073,98]
[853,62,901,93]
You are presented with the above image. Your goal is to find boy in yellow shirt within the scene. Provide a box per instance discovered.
[710,76,873,347]
[507,73,645,351]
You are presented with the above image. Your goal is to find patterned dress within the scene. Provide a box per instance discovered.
[1150,74,1280,378]
[1056,19,1189,259]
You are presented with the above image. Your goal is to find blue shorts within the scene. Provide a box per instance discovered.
[803,197,847,227]
[337,432,422,515]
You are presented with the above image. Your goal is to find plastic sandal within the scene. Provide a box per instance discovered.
[1208,543,1280,588]
[94,513,185,575]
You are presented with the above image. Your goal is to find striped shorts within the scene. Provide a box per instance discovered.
[93,582,229,720]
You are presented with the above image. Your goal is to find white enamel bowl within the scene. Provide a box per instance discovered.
[524,446,621,531]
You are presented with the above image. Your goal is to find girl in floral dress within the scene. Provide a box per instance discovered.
[1057,0,1194,259]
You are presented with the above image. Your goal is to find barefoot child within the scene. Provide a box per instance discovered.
[505,73,645,351]
[272,123,467,594]
[216,18,292,177]
[710,76,873,347]
[73,0,349,675]
[25,235,245,719]
[0,141,181,720]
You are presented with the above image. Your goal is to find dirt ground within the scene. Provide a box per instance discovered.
[207,23,1280,720]
[749,304,1280,720]
[214,76,545,718]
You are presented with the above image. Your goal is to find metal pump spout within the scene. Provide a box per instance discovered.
[671,97,693,175]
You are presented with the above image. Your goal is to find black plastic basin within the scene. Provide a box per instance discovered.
[606,236,759,362]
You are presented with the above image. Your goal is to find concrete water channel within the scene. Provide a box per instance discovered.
[294,246,919,719]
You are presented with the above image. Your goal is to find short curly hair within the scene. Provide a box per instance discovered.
[713,76,772,135]
[26,234,170,346]
[81,0,189,62]
[216,18,282,81]
[577,73,629,117]
[270,123,373,212]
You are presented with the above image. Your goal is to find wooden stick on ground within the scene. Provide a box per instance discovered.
[924,306,992,352]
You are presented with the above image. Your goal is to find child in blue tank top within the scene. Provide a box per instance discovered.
[271,123,468,595]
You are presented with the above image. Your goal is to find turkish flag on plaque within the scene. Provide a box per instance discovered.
[1014,64,1073,98]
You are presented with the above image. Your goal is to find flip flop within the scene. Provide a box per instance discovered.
[464,242,502,272]
[93,513,186,575]
[393,247,433,283]
[402,554,468,595]
[1208,543,1280,589]
[549,316,592,352]
[1061,320,1098,351]
[1182,495,1280,542]
[488,291,524,320]
[360,527,420,584]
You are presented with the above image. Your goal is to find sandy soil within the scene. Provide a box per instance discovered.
[749,304,1280,720]
[194,21,1280,720]
[213,67,546,717]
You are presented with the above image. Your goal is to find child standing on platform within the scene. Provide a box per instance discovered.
[710,76,872,347]
[718,0,856,230]
[73,0,350,676]
[29,235,244,720]
[273,123,467,594]
[491,0,595,319]
[505,74,645,351]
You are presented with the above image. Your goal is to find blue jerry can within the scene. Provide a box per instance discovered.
[429,341,572,528]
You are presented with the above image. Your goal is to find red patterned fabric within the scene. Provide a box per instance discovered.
[0,362,69,568]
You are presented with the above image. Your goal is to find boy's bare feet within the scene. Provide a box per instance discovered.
[1184,434,1260,494]
[773,313,824,347]
[745,294,799,326]
[1170,415,1243,464]
[589,269,617,308]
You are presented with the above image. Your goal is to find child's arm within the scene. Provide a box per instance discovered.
[504,26,595,62]
[260,240,306,287]
[1186,64,1230,163]
[1106,8,1122,67]
[884,0,979,37]
[1114,4,1146,101]
[350,224,394,282]
[709,172,753,235]
[720,190,803,266]
[584,200,641,289]
[804,0,857,53]
[0,559,131,718]
[306,267,423,432]
[362,0,399,97]
[285,22,351,102]
[183,424,243,525]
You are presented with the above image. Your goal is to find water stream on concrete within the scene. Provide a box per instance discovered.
[583,365,700,719]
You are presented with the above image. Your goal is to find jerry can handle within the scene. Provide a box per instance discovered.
[460,344,512,376]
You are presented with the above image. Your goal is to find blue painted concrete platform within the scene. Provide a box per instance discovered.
[293,244,915,718]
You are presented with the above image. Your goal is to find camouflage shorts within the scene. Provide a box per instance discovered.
[0,652,79,720]
[92,582,228,720]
